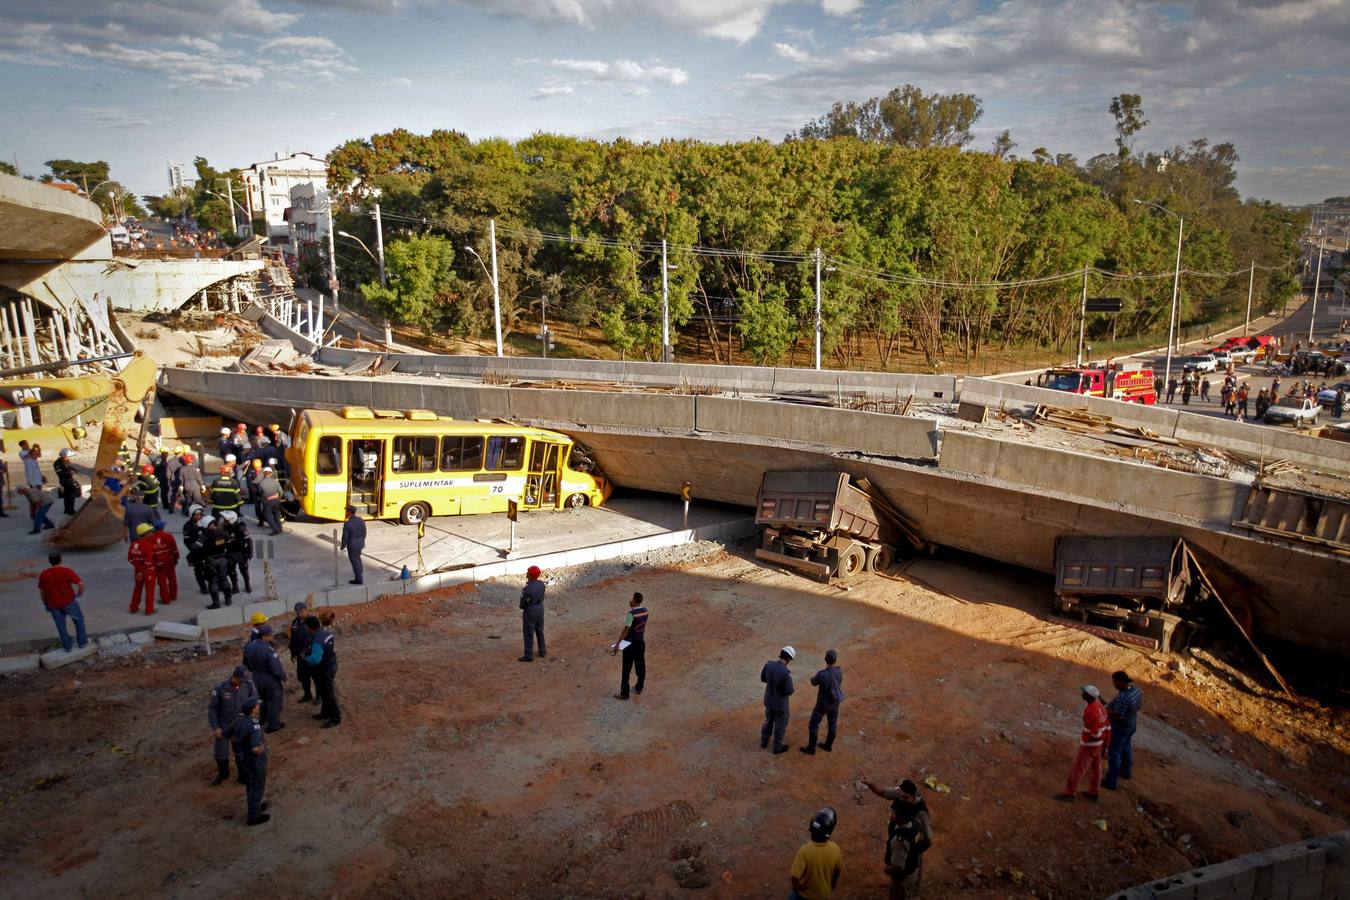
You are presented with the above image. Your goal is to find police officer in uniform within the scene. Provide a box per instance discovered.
[303,615,341,727]
[609,592,648,700]
[208,665,258,785]
[226,697,270,826]
[220,509,253,594]
[801,649,844,755]
[760,646,796,754]
[183,505,209,593]
[518,565,547,662]
[288,602,315,703]
[54,448,79,515]
[340,505,366,584]
[201,516,234,609]
[209,462,243,517]
[242,624,288,732]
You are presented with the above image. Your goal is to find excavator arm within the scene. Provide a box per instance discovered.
[48,351,158,549]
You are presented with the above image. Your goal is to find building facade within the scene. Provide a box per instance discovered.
[286,181,331,268]
[240,151,328,239]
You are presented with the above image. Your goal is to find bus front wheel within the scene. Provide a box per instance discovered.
[400,502,431,526]
[566,493,589,509]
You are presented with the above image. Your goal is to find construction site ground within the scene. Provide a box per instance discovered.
[0,449,748,651]
[2,544,1345,899]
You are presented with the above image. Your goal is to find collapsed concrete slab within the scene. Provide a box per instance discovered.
[40,643,97,668]
[0,654,41,674]
[152,621,203,642]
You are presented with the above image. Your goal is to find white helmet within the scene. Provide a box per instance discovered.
[781,645,797,661]
[220,427,230,435]
[199,515,215,527]
[220,510,238,524]
[224,453,237,463]
[188,504,204,516]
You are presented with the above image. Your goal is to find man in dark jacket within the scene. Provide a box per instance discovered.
[303,615,340,727]
[53,449,79,515]
[288,602,315,703]
[242,624,287,733]
[760,645,796,754]
[519,564,546,662]
[226,697,270,826]
[801,648,843,755]
[340,505,366,584]
[207,666,258,785]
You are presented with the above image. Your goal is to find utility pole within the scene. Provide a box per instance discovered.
[1076,266,1089,366]
[661,238,671,363]
[224,179,238,235]
[1244,260,1255,335]
[540,295,548,360]
[1309,237,1324,343]
[1164,215,1184,386]
[373,202,386,288]
[814,247,822,371]
[325,202,338,301]
[489,218,503,357]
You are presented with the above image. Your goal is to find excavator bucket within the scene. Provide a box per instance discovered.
[48,352,158,549]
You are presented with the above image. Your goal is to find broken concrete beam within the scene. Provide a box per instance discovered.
[96,633,142,658]
[128,631,154,647]
[0,654,41,674]
[40,643,98,669]
[153,621,203,642]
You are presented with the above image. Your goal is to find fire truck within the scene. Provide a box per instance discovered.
[1042,364,1157,404]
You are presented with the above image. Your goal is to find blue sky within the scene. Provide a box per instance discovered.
[1,0,1346,204]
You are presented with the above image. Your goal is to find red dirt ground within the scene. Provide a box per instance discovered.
[1,548,1345,899]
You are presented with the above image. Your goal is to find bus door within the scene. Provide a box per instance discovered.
[347,438,384,517]
[524,441,562,509]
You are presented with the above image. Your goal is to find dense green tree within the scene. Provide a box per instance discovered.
[791,85,983,148]
[359,234,463,331]
[0,161,17,177]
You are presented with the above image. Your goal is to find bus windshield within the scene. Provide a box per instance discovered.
[1045,372,1083,392]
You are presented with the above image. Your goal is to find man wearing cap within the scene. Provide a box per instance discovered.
[760,646,796,753]
[789,807,843,900]
[340,505,366,585]
[128,522,159,614]
[609,592,648,699]
[53,448,80,515]
[519,565,547,662]
[801,649,844,755]
[242,624,288,733]
[208,666,258,786]
[150,521,180,605]
[1102,671,1143,791]
[248,611,268,642]
[257,465,284,536]
[218,427,233,464]
[1055,685,1111,802]
[179,453,205,515]
[861,776,933,899]
[288,602,315,704]
[303,615,341,727]
[225,696,270,826]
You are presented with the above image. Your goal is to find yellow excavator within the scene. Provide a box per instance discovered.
[44,351,159,549]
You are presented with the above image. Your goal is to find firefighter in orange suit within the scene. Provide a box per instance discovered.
[128,522,159,615]
[150,521,180,605]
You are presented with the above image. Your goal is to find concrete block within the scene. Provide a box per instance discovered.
[366,581,405,600]
[325,584,370,606]
[198,605,245,630]
[128,630,154,646]
[40,643,98,668]
[1289,871,1325,899]
[0,654,41,674]
[1305,848,1328,874]
[563,547,597,566]
[1197,875,1250,899]
[153,621,203,641]
[1152,879,1198,900]
[436,570,473,588]
[473,562,508,583]
[695,396,939,460]
[1275,854,1309,883]
[242,599,286,623]
[405,574,442,596]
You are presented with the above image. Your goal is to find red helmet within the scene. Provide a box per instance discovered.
[235,423,246,431]
[527,565,542,579]
[184,453,196,464]
[141,464,154,474]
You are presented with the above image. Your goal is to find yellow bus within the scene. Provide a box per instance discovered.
[287,406,610,524]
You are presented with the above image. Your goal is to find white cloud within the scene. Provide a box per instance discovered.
[539,58,688,86]
[773,42,816,64]
[261,35,341,55]
[742,72,776,82]
[443,0,780,43]
[531,85,575,100]
[821,0,863,14]
[381,76,414,88]
[71,106,159,129]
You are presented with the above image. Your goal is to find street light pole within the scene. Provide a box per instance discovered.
[1244,260,1255,336]
[373,202,386,289]
[489,218,503,358]
[325,202,338,300]
[1134,200,1185,385]
[814,247,822,371]
[1076,266,1089,366]
[661,238,670,363]
[1309,236,1324,344]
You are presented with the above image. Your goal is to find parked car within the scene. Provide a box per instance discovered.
[1208,349,1233,368]
[1227,345,1256,363]
[1264,397,1320,426]
[1315,381,1350,408]
[1178,354,1218,373]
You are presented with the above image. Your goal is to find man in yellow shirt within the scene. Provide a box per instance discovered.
[789,806,842,900]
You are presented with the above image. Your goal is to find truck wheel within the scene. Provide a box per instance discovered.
[566,493,589,509]
[868,545,894,574]
[838,545,866,581]
[399,502,430,526]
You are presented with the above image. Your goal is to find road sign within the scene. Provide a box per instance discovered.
[1085,297,1123,313]
[507,499,519,522]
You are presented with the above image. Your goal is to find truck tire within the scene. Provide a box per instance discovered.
[399,501,430,526]
[838,544,866,581]
[867,545,893,574]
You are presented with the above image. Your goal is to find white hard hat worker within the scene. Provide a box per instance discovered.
[781,645,796,661]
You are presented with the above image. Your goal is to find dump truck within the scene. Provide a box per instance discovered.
[754,470,926,581]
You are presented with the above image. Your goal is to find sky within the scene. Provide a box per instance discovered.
[1,0,1347,205]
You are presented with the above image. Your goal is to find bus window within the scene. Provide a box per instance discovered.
[317,435,343,475]
[392,436,437,473]
[485,435,524,471]
[440,436,485,472]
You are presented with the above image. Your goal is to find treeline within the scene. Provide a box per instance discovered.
[325,93,1304,366]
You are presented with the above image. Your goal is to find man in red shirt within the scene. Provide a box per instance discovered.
[1055,685,1111,802]
[150,522,180,604]
[128,522,158,615]
[38,552,87,652]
